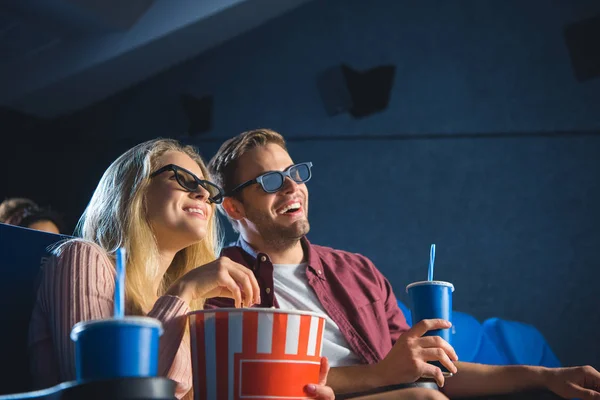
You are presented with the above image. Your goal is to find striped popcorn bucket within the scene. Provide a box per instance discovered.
[188,308,326,400]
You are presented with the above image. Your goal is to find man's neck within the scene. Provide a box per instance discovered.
[242,234,306,265]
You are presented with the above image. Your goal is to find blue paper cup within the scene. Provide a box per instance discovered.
[70,316,163,382]
[406,281,455,377]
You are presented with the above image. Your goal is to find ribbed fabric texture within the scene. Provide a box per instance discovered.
[28,240,192,398]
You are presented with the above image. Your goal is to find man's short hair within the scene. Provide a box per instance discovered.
[208,129,287,232]
[208,128,287,195]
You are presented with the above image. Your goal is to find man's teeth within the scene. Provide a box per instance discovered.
[185,208,205,216]
[279,202,301,214]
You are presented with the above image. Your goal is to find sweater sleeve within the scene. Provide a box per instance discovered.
[37,240,192,398]
[37,240,116,382]
[147,295,192,398]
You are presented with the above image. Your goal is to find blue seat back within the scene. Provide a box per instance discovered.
[397,300,412,326]
[451,311,508,364]
[482,317,561,367]
[0,224,67,394]
[450,311,482,363]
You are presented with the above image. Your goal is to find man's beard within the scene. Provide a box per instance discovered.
[246,207,310,249]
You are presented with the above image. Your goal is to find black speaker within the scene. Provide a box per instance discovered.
[316,64,395,118]
[180,94,213,135]
[564,14,600,82]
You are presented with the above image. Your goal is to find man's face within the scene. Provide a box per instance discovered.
[230,143,310,245]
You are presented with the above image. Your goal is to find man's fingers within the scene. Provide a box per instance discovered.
[406,319,452,338]
[318,357,330,385]
[306,358,333,399]
[418,336,459,361]
[420,362,445,388]
[565,382,600,400]
[304,384,335,400]
[419,348,458,374]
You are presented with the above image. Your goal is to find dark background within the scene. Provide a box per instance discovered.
[1,0,599,369]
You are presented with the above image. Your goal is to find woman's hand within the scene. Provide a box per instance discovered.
[166,256,260,307]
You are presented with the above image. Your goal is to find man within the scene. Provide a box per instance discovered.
[205,129,600,399]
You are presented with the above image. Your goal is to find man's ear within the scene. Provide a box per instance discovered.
[221,197,245,221]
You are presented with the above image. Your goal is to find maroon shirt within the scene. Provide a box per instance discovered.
[204,237,409,364]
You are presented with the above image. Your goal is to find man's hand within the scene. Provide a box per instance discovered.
[352,388,449,400]
[544,365,600,399]
[373,319,458,388]
[305,357,335,399]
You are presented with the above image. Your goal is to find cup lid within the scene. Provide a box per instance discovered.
[70,316,163,341]
[187,307,327,320]
[406,280,455,293]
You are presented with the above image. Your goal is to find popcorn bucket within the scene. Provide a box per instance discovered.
[188,308,326,400]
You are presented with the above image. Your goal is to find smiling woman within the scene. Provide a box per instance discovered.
[27,138,261,399]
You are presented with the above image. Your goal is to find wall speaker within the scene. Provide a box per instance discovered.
[180,94,213,135]
[316,64,395,118]
[564,14,600,82]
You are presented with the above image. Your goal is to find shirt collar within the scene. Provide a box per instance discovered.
[236,236,325,280]
[238,237,259,259]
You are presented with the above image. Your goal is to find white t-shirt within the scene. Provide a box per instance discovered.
[273,262,362,367]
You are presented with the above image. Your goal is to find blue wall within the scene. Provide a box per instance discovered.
[3,0,599,369]
[85,0,600,141]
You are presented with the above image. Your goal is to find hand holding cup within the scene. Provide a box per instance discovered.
[373,319,458,388]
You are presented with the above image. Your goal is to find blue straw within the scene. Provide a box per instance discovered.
[428,244,436,281]
[114,247,126,318]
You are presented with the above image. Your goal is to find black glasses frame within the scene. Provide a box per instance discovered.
[150,164,224,204]
[226,162,313,197]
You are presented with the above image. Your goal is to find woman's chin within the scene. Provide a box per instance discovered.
[160,223,208,248]
[184,228,208,245]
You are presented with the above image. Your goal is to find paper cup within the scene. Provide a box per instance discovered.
[406,280,455,376]
[188,308,326,400]
[70,316,163,382]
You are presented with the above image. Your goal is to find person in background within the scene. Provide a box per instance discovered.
[0,197,64,234]
[206,128,600,400]
[28,138,334,400]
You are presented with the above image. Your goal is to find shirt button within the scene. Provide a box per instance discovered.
[260,255,267,262]
[317,270,322,275]
[266,288,271,294]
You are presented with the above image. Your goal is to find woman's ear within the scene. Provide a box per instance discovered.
[221,197,245,221]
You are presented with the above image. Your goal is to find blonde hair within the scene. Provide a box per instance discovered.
[76,138,221,314]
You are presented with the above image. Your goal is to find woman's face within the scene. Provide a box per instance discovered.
[27,220,60,234]
[145,151,213,252]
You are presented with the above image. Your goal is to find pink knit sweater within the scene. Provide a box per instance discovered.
[28,240,192,398]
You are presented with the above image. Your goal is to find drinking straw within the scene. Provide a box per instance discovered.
[114,247,126,318]
[428,244,436,281]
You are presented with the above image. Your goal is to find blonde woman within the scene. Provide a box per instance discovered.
[28,139,332,399]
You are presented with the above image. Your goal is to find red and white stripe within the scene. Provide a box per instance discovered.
[190,310,325,400]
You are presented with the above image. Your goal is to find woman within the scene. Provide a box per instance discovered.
[0,198,64,234]
[28,139,332,399]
